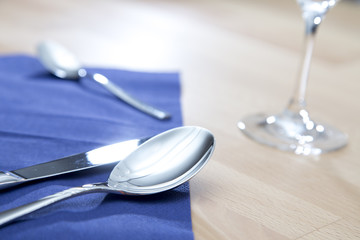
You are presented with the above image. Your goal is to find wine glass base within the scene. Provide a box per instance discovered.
[238,111,347,155]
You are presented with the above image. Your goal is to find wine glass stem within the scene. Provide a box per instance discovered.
[287,12,322,113]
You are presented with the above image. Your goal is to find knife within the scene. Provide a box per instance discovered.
[0,137,149,190]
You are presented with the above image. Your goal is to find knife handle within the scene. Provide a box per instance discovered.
[0,182,108,227]
[0,171,24,190]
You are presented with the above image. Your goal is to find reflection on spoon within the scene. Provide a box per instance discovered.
[37,40,171,120]
[0,126,215,227]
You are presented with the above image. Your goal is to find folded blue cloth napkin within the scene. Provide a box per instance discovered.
[0,55,193,240]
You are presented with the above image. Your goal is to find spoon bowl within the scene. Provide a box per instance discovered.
[0,126,214,227]
[108,126,214,194]
[37,40,83,80]
[37,41,171,120]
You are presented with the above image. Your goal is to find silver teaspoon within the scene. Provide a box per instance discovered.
[0,126,214,227]
[37,40,171,120]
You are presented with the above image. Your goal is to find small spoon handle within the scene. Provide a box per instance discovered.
[91,73,171,120]
[0,183,108,227]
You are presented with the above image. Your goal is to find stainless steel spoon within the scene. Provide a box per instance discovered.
[37,41,171,120]
[0,126,214,227]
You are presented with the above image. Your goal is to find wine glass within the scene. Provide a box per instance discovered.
[238,0,347,155]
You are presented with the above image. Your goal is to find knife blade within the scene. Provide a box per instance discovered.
[0,137,149,190]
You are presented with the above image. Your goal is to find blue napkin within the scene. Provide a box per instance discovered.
[0,55,193,240]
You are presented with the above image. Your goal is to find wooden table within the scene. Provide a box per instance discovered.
[1,0,359,239]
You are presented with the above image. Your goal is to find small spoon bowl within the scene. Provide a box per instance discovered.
[0,126,214,227]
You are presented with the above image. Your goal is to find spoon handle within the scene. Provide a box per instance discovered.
[91,73,171,120]
[0,183,108,227]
